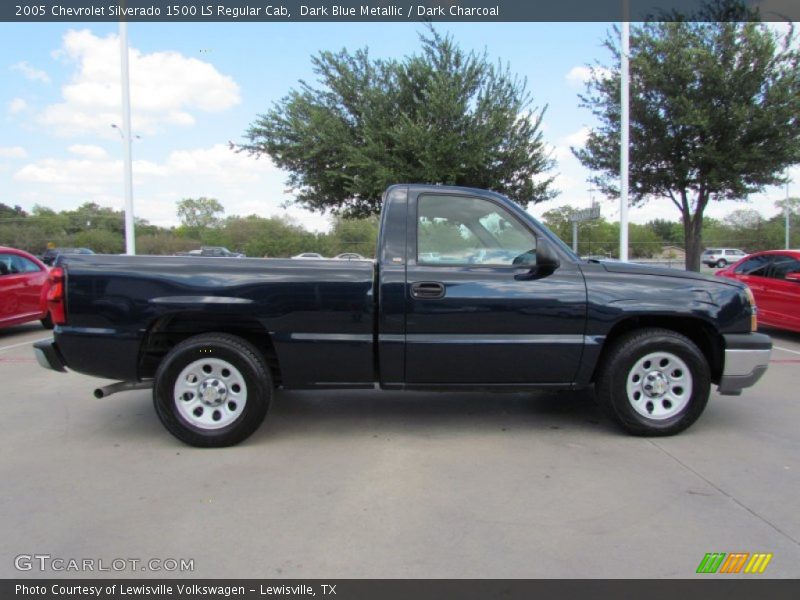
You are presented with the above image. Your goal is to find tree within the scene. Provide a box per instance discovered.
[176,197,224,231]
[0,203,27,218]
[574,0,800,270]
[240,28,556,218]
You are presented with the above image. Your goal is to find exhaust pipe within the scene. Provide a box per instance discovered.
[94,380,153,399]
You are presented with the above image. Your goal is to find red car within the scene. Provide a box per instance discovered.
[0,246,53,329]
[716,249,800,333]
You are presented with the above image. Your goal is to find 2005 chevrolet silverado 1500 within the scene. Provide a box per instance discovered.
[34,185,772,446]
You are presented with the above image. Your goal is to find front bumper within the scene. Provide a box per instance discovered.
[717,333,771,395]
[33,339,67,373]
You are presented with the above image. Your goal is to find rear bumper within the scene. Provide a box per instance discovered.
[717,333,772,395]
[33,339,67,373]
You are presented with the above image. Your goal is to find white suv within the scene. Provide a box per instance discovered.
[702,248,747,268]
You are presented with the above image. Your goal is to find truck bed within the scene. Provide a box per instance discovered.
[56,255,376,387]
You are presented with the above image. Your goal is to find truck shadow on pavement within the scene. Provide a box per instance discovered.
[102,387,615,446]
[255,388,615,443]
[87,381,758,446]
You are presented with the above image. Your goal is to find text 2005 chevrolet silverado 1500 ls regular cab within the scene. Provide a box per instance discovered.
[34,185,772,446]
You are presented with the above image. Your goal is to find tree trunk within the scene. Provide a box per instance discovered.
[683,212,703,272]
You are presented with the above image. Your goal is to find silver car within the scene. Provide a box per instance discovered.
[702,248,747,268]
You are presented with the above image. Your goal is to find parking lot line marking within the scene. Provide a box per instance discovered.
[0,337,51,353]
[773,345,800,356]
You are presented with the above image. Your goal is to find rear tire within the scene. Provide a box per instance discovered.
[41,312,54,329]
[154,333,272,447]
[596,328,710,436]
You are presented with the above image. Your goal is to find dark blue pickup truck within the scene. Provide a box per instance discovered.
[35,185,771,446]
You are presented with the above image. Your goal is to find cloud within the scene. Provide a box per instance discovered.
[164,144,268,184]
[10,143,301,228]
[40,29,240,136]
[553,127,590,162]
[67,144,108,159]
[565,65,611,88]
[11,61,51,83]
[8,98,28,114]
[13,156,165,192]
[0,146,28,159]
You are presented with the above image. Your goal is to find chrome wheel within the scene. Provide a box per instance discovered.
[626,351,693,420]
[173,358,247,430]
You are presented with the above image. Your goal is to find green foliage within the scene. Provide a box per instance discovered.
[136,231,196,256]
[0,203,27,219]
[326,216,379,256]
[575,0,800,270]
[240,28,556,218]
[176,197,225,232]
[74,228,125,254]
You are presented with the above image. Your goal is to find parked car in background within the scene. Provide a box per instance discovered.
[292,252,325,259]
[198,246,245,258]
[334,252,367,260]
[0,246,53,329]
[41,247,94,266]
[702,248,747,268]
[716,249,800,333]
[175,247,244,258]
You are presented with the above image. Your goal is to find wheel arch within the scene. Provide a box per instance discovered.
[591,315,724,385]
[137,312,282,386]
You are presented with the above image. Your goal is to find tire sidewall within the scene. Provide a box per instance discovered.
[154,336,271,446]
[604,333,710,435]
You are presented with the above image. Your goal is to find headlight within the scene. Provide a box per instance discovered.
[743,286,757,332]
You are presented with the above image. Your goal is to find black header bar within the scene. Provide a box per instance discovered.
[5,579,800,600]
[2,1,798,23]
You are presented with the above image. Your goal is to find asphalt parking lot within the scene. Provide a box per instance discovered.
[1,322,798,579]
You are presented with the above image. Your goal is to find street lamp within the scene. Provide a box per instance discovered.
[619,0,630,262]
[110,123,140,140]
[119,20,135,255]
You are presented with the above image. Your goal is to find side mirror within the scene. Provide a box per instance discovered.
[514,238,560,280]
[536,238,561,273]
[786,272,800,283]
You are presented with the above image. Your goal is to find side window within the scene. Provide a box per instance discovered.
[417,195,537,266]
[0,253,11,276]
[10,255,41,274]
[734,255,771,276]
[769,256,800,280]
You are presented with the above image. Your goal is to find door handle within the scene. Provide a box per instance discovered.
[410,281,446,299]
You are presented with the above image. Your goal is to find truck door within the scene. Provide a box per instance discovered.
[404,190,587,385]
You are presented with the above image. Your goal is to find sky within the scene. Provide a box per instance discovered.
[0,20,797,232]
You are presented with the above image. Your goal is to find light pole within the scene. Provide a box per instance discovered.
[119,20,135,255]
[620,2,630,262]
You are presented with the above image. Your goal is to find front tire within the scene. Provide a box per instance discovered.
[154,333,273,447]
[596,328,710,436]
[716,259,727,268]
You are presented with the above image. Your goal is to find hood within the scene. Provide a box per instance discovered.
[599,261,745,288]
